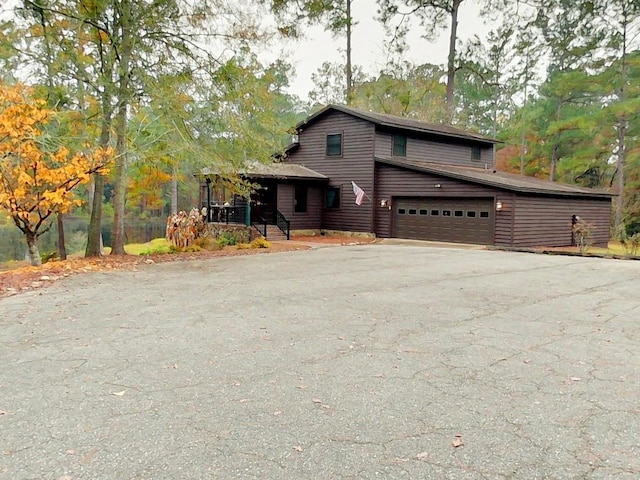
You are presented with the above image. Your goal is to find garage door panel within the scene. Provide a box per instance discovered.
[393,197,494,244]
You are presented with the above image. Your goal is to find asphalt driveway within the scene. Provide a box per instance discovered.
[1,244,640,479]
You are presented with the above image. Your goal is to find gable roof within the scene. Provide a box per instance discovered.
[376,157,614,199]
[296,104,499,145]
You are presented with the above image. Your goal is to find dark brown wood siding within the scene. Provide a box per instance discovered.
[375,131,494,168]
[277,183,323,230]
[287,111,376,232]
[375,163,513,244]
[512,195,612,247]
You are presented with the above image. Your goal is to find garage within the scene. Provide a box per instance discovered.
[393,197,495,244]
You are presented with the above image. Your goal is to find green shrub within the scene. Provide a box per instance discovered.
[217,232,238,247]
[40,251,59,264]
[618,226,640,256]
[140,245,172,256]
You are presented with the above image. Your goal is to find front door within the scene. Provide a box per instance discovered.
[251,182,277,223]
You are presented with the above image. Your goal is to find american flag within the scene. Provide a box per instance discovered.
[351,181,366,205]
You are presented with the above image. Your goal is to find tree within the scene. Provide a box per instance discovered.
[6,0,283,256]
[0,83,110,265]
[354,61,447,120]
[595,0,640,231]
[268,0,357,104]
[377,0,466,122]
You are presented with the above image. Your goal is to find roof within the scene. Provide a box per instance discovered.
[201,161,328,181]
[296,104,499,145]
[375,157,614,199]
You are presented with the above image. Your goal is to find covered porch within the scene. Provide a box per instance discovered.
[199,162,328,240]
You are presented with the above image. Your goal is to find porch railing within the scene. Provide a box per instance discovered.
[275,209,290,240]
[205,204,246,225]
[252,216,268,238]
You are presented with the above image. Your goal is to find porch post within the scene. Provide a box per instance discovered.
[245,201,251,227]
[205,178,212,222]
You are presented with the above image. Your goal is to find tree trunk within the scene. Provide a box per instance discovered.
[85,114,111,257]
[345,0,353,106]
[26,232,42,266]
[444,0,461,123]
[171,164,179,215]
[549,144,558,181]
[615,118,626,231]
[57,212,67,260]
[111,0,133,256]
[613,3,629,233]
[111,105,128,254]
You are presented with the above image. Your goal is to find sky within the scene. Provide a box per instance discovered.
[281,1,493,101]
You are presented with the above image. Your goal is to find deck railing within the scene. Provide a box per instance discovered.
[205,204,246,225]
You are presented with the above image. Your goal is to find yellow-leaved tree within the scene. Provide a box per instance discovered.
[0,83,111,266]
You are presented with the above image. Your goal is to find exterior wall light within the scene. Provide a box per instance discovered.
[434,184,442,188]
[496,200,504,211]
[380,199,388,207]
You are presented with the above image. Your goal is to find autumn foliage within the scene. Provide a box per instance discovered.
[0,83,111,265]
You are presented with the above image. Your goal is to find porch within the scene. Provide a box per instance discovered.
[199,162,328,241]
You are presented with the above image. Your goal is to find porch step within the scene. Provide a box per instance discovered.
[255,224,288,241]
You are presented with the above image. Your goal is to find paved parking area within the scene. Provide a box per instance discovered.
[1,244,640,479]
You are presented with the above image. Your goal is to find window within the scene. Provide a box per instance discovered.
[325,186,341,208]
[408,209,417,215]
[294,186,308,213]
[471,145,482,161]
[393,135,407,156]
[430,209,440,216]
[480,211,490,218]
[466,211,477,218]
[398,208,406,215]
[454,210,464,217]
[443,210,452,217]
[419,209,428,215]
[326,134,342,156]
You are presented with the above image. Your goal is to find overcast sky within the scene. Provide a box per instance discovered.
[281,1,493,101]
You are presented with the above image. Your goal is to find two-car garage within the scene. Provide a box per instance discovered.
[393,197,495,245]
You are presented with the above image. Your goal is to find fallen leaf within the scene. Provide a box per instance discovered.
[0,410,6,415]
[273,411,282,416]
[523,359,531,364]
[57,476,73,480]
[570,376,581,381]
[65,449,76,455]
[415,451,429,460]
[293,445,304,452]
[452,436,464,448]
[312,398,322,404]
[297,385,308,390]
[239,398,250,403]
[111,390,126,397]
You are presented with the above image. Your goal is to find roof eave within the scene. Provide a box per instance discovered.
[296,104,500,145]
[375,158,614,199]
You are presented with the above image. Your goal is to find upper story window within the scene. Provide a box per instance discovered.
[393,135,407,156]
[326,133,342,156]
[471,145,482,161]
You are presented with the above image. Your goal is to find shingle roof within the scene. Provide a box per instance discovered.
[296,104,499,145]
[376,157,614,198]
[201,162,328,181]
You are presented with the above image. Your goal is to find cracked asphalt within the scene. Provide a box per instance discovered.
[1,243,640,479]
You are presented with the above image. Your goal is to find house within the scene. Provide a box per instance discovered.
[200,104,613,247]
